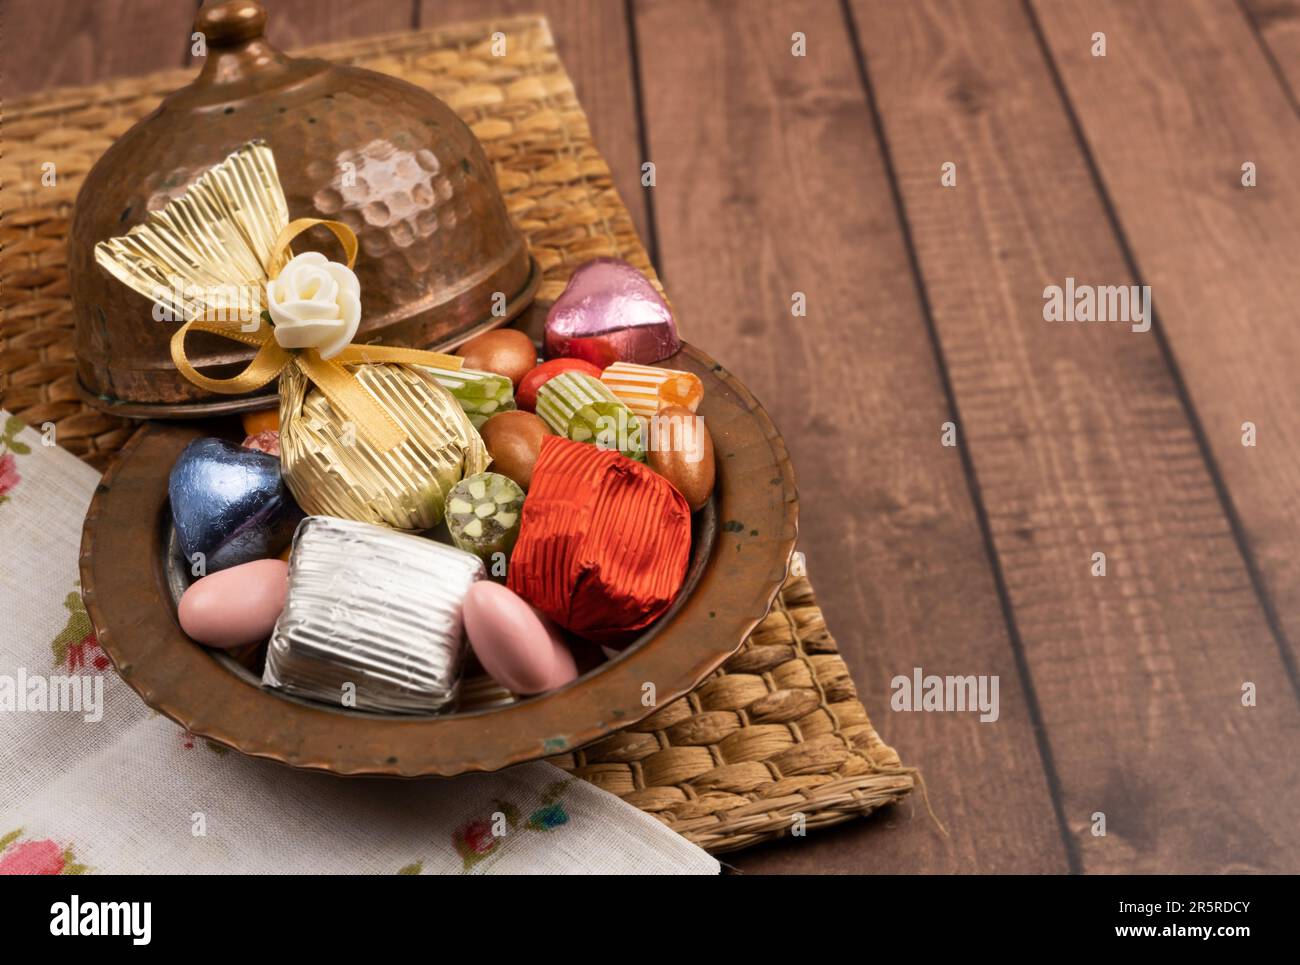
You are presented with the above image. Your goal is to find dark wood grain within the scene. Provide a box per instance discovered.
[259,0,412,51]
[1032,2,1300,687]
[852,0,1300,874]
[634,0,1068,874]
[0,0,196,98]
[420,0,651,245]
[1241,0,1300,103]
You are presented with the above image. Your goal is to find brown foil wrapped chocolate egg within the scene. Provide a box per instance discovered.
[480,410,553,490]
[455,329,538,388]
[647,405,715,512]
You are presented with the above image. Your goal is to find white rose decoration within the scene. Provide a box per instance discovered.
[267,251,362,359]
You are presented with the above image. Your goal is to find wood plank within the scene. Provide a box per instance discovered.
[1241,0,1300,103]
[0,0,195,97]
[635,0,1069,873]
[259,0,412,51]
[1030,4,1300,695]
[852,0,1300,872]
[420,0,650,246]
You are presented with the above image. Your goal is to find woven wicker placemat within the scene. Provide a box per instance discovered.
[0,15,913,854]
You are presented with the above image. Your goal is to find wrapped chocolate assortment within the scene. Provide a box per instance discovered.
[100,140,718,715]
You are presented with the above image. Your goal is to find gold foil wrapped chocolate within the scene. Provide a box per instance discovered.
[94,140,490,530]
[279,361,488,530]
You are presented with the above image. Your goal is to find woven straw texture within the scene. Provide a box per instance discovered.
[0,14,913,854]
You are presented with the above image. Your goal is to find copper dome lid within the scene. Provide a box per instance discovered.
[69,0,538,417]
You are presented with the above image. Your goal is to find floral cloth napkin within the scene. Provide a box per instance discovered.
[0,412,718,875]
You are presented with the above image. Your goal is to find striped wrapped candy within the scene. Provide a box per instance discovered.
[534,371,645,461]
[426,364,516,428]
[599,361,703,418]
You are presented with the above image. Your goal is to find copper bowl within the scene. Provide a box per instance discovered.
[69,0,537,418]
[79,341,798,777]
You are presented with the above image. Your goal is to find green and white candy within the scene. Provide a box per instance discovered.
[534,372,645,461]
[429,365,516,428]
[445,471,525,563]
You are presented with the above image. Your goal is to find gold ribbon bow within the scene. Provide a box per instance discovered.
[169,217,463,453]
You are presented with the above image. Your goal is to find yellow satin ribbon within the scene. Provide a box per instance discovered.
[169,217,464,453]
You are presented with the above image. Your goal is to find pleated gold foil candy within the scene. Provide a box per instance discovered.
[279,361,489,531]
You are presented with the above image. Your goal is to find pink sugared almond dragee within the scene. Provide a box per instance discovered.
[463,581,578,695]
[544,258,680,366]
[178,558,289,650]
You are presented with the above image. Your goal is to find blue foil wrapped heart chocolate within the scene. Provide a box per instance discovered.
[168,437,303,573]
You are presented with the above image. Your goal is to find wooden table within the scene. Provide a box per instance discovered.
[6,0,1300,874]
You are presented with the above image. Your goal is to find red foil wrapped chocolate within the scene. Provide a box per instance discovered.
[508,436,691,644]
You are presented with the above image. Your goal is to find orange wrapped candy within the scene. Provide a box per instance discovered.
[507,436,691,644]
[599,361,703,419]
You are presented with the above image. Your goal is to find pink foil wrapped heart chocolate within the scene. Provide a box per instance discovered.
[544,258,680,365]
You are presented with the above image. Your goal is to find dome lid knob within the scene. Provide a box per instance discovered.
[195,0,268,48]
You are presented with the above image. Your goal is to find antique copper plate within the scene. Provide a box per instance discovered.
[79,342,797,777]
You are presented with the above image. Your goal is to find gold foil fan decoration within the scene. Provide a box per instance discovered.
[95,140,291,324]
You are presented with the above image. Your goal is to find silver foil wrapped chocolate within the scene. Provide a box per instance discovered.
[263,516,484,713]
